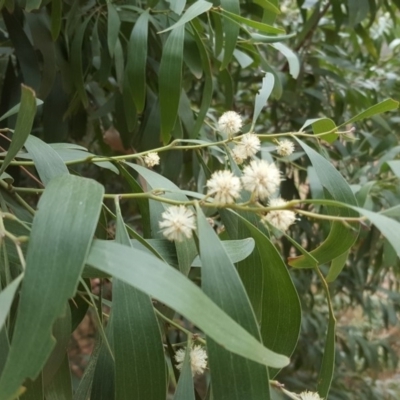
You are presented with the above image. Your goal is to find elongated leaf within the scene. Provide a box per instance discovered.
[289,139,359,268]
[173,337,195,400]
[220,0,240,69]
[50,0,62,41]
[159,25,185,142]
[166,0,186,15]
[44,355,73,400]
[0,275,23,332]
[252,72,274,129]
[270,42,299,78]
[219,8,285,34]
[197,205,271,399]
[0,85,36,176]
[0,175,104,400]
[107,3,121,58]
[0,99,42,123]
[326,250,349,283]
[339,98,399,127]
[24,135,69,186]
[113,201,166,400]
[71,17,91,107]
[317,306,336,397]
[126,10,149,113]
[87,240,289,369]
[159,1,212,33]
[232,212,301,376]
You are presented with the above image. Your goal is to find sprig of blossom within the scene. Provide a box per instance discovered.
[232,133,261,163]
[206,170,241,204]
[143,152,160,168]
[276,139,295,156]
[218,111,243,137]
[262,198,296,232]
[241,159,281,200]
[299,391,324,400]
[175,345,208,377]
[159,205,196,242]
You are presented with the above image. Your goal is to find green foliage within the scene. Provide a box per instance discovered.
[0,1,399,400]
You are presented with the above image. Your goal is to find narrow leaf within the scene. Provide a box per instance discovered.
[159,1,213,33]
[0,85,36,176]
[0,275,23,332]
[86,240,289,369]
[270,42,299,78]
[339,98,399,127]
[113,201,167,400]
[197,205,271,399]
[252,72,274,129]
[0,175,104,400]
[107,3,121,58]
[173,337,195,400]
[219,0,240,69]
[159,25,185,142]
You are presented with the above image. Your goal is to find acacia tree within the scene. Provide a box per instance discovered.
[0,1,399,399]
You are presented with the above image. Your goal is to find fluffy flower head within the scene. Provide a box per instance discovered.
[175,345,208,377]
[206,170,241,204]
[299,391,324,400]
[218,111,243,137]
[143,152,160,168]
[232,133,261,162]
[241,159,281,200]
[276,139,295,156]
[262,198,296,232]
[159,205,196,242]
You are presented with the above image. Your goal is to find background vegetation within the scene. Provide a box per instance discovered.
[0,0,399,399]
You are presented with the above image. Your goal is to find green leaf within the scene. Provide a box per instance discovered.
[232,212,301,376]
[0,175,104,400]
[339,99,399,128]
[289,139,359,268]
[253,0,280,14]
[325,250,349,283]
[107,3,121,58]
[86,240,289,369]
[159,1,213,33]
[173,337,195,400]
[0,99,42,124]
[166,0,186,15]
[219,0,241,69]
[219,8,285,34]
[71,17,92,108]
[159,25,185,142]
[0,275,23,332]
[196,205,271,399]
[126,10,149,113]
[50,0,62,41]
[317,305,336,397]
[113,201,167,400]
[250,32,296,43]
[44,355,72,400]
[252,72,274,130]
[0,85,36,176]
[24,135,69,186]
[270,42,299,79]
[191,238,255,267]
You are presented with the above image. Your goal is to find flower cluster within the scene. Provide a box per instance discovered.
[175,345,208,377]
[299,391,324,400]
[232,133,261,164]
[217,111,242,137]
[159,205,196,242]
[143,152,160,168]
[241,159,281,200]
[262,198,296,232]
[276,139,295,156]
[206,170,241,204]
